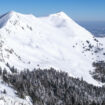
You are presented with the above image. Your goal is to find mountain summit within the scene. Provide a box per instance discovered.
[0,11,105,86]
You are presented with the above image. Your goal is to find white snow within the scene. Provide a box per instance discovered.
[0,10,105,104]
[0,94,32,105]
[0,11,105,86]
[0,11,105,100]
[0,76,32,105]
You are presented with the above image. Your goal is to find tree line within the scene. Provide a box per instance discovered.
[0,66,105,105]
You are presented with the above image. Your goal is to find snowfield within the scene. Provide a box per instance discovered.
[0,11,105,104]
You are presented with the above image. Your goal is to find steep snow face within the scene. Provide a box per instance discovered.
[0,11,105,86]
[0,11,14,28]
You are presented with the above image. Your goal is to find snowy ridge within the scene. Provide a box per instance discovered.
[0,11,14,28]
[0,10,105,104]
[0,11,105,84]
[0,11,105,104]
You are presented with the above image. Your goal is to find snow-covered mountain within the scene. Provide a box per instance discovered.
[0,11,105,85]
[1,10,105,104]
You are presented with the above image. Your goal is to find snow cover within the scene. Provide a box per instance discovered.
[0,11,105,84]
[0,94,32,105]
[0,10,105,104]
[0,77,32,105]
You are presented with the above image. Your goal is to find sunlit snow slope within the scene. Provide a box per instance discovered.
[0,11,105,86]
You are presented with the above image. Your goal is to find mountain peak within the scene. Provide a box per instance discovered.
[0,10,104,87]
[7,10,24,17]
[0,11,18,20]
[0,11,18,28]
[0,11,27,28]
[49,11,71,21]
[7,10,17,15]
[56,11,68,16]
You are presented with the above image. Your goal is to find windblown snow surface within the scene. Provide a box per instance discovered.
[0,11,105,104]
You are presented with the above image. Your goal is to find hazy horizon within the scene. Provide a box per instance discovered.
[0,0,105,22]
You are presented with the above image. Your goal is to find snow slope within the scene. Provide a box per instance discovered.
[0,11,105,87]
[1,10,105,104]
[0,77,32,105]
